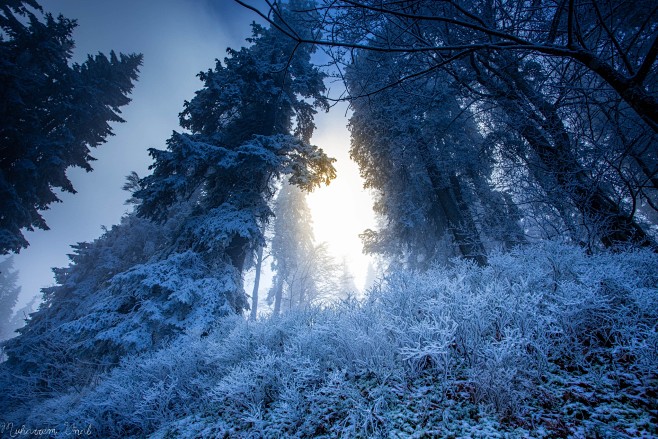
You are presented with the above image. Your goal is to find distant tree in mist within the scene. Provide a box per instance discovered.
[6,298,36,338]
[336,257,358,300]
[0,257,21,340]
[269,183,340,314]
[0,0,142,254]
[363,262,378,292]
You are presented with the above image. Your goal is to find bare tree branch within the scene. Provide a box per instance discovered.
[235,0,658,132]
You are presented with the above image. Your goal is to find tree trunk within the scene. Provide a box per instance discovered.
[473,54,655,248]
[249,246,263,321]
[425,159,488,265]
[272,275,283,316]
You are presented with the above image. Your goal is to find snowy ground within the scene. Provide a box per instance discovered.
[4,242,657,438]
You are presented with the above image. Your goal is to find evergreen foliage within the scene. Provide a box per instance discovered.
[135,1,335,284]
[0,0,335,411]
[0,0,142,253]
[0,209,183,403]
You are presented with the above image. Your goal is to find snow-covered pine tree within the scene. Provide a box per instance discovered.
[347,47,523,268]
[135,0,335,312]
[0,205,184,405]
[0,0,142,254]
[0,0,334,413]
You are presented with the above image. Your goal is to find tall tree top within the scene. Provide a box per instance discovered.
[0,0,142,254]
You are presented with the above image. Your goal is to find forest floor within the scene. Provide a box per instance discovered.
[7,244,658,439]
[377,366,658,438]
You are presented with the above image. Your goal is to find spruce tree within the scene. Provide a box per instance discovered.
[0,0,142,253]
[0,0,334,410]
[135,1,335,310]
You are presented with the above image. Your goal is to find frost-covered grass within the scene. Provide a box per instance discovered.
[7,242,658,438]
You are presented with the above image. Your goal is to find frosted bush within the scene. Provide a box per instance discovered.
[4,242,656,437]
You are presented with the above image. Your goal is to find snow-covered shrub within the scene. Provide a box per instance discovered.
[4,242,656,438]
[301,297,401,377]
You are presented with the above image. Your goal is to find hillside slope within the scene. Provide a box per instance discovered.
[5,242,658,438]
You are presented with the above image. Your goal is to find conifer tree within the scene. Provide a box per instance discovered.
[348,49,523,267]
[363,261,377,292]
[0,0,142,253]
[336,257,358,300]
[269,183,328,313]
[135,0,334,286]
[0,257,21,340]
[0,1,334,408]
